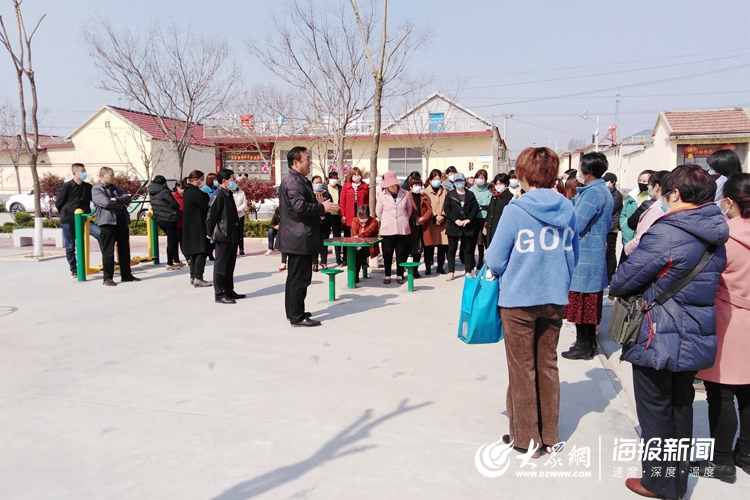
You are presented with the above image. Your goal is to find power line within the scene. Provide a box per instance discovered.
[433,46,750,82]
[470,62,750,109]
[456,53,750,92]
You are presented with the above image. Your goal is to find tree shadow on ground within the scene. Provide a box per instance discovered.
[234,272,274,284]
[210,398,433,500]
[0,306,18,318]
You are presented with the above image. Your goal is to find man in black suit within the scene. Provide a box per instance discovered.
[278,147,337,327]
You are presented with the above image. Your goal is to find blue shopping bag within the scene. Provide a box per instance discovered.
[457,263,504,344]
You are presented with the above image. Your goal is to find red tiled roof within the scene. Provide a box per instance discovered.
[0,134,71,152]
[109,106,213,146]
[663,108,750,135]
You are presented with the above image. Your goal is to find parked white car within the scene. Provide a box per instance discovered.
[6,189,56,216]
[249,185,279,221]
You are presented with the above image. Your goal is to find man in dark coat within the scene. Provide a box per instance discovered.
[603,172,623,284]
[148,175,183,269]
[55,163,101,277]
[206,168,242,304]
[278,146,336,326]
[182,170,212,287]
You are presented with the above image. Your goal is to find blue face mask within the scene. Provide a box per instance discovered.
[228,181,237,191]
[213,180,219,187]
[80,172,88,181]
[454,182,466,190]
[431,179,442,189]
[199,181,206,189]
[660,197,669,213]
[313,184,324,192]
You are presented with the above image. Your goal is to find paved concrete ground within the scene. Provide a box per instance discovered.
[0,244,747,499]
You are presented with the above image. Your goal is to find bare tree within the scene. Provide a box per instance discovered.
[106,115,166,181]
[386,91,461,173]
[83,19,241,178]
[216,84,305,175]
[0,99,23,193]
[247,0,373,179]
[0,0,45,257]
[350,0,430,209]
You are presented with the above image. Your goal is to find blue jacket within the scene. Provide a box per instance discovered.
[486,189,579,308]
[570,179,613,293]
[609,204,729,372]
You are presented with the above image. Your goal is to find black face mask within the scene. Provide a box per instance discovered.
[638,183,649,192]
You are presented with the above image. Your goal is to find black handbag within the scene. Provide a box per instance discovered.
[607,245,716,348]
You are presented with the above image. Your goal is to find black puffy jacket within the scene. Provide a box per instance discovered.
[610,203,729,372]
[148,183,179,224]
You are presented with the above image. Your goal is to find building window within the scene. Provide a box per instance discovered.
[429,113,445,133]
[388,148,422,177]
[326,149,353,169]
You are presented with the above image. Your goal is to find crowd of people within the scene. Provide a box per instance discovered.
[56,145,749,497]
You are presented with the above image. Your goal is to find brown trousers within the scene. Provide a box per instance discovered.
[501,304,565,450]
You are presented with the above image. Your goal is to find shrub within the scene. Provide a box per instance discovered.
[13,211,32,224]
[2,222,15,233]
[0,200,6,213]
[244,219,271,237]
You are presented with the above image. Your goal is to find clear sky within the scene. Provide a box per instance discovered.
[2,0,749,157]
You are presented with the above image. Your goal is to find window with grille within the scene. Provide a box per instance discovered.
[388,148,422,177]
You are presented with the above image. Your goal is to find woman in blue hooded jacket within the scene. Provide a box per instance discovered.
[562,152,614,360]
[486,147,579,458]
[610,165,729,500]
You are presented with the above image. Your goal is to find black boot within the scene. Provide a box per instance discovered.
[693,460,737,484]
[562,340,592,360]
[735,450,750,475]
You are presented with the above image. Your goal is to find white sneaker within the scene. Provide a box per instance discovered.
[446,272,455,281]
[264,249,274,256]
[470,270,477,278]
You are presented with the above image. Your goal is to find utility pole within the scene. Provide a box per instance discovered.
[503,114,513,142]
[595,114,600,152]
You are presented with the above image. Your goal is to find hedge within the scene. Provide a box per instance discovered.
[2,213,273,238]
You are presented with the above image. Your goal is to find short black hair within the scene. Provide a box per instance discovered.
[663,164,716,205]
[329,171,339,178]
[565,169,578,177]
[708,149,742,177]
[152,175,167,185]
[493,173,510,185]
[445,166,457,174]
[580,152,608,178]
[649,170,669,188]
[602,172,617,183]
[408,170,422,179]
[287,146,307,167]
[216,168,234,185]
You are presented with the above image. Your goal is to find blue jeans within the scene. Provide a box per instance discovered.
[268,228,277,250]
[61,222,101,273]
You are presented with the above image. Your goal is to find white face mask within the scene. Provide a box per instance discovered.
[496,184,506,193]
[576,173,586,184]
[329,179,338,186]
[475,179,486,187]
[448,174,455,182]
[359,218,368,224]
[412,185,423,194]
[352,175,362,183]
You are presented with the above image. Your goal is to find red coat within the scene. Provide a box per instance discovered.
[351,216,380,258]
[173,190,184,228]
[339,181,370,227]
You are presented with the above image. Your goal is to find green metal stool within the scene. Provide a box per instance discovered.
[320,268,344,301]
[399,262,421,292]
